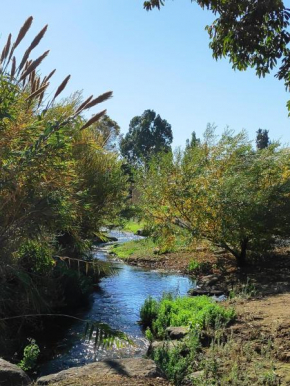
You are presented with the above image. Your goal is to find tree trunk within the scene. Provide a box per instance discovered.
[236,238,249,267]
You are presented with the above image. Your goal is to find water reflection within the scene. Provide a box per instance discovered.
[39,230,195,375]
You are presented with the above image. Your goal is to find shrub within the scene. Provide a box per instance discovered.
[153,344,191,385]
[18,338,40,372]
[17,240,54,274]
[141,295,235,338]
[188,260,212,275]
[140,296,159,329]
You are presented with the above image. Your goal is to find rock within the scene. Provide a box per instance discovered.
[183,370,204,385]
[149,340,178,353]
[0,359,30,386]
[190,370,204,379]
[166,326,189,340]
[198,275,220,287]
[36,358,163,385]
[188,288,224,297]
[278,352,290,362]
[107,236,118,242]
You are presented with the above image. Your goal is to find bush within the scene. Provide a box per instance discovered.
[153,344,191,385]
[18,338,40,372]
[188,260,212,276]
[140,296,159,329]
[140,295,235,338]
[17,240,55,274]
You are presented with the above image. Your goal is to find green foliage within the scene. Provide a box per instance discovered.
[110,238,157,259]
[140,295,235,339]
[256,128,270,150]
[17,240,54,274]
[137,127,290,266]
[145,327,154,343]
[0,17,127,350]
[140,297,159,329]
[188,260,212,276]
[153,343,192,385]
[18,338,40,372]
[120,109,173,165]
[122,220,146,234]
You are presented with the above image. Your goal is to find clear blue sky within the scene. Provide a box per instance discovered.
[1,0,289,147]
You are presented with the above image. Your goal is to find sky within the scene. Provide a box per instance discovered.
[0,0,289,148]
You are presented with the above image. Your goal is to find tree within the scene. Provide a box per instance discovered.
[120,109,173,164]
[92,114,120,150]
[256,128,270,150]
[185,131,200,149]
[137,128,290,266]
[144,1,290,112]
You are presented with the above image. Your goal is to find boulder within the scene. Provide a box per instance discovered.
[37,358,163,385]
[166,326,189,340]
[0,359,30,386]
[149,340,178,354]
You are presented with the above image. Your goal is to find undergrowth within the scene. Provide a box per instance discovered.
[140,294,235,339]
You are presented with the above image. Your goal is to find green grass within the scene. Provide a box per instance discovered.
[122,220,145,234]
[110,238,157,260]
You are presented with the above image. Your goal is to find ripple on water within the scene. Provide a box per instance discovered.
[39,231,195,375]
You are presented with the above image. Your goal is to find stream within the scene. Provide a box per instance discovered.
[39,230,195,376]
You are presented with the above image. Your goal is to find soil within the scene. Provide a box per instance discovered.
[34,375,172,386]
[224,294,290,385]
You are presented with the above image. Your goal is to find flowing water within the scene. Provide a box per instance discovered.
[39,230,195,376]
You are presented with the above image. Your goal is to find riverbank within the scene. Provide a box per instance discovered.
[25,293,290,385]
[105,237,290,384]
[110,237,290,295]
[7,233,289,386]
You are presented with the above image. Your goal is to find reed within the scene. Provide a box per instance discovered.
[85,91,113,109]
[80,109,107,130]
[52,74,71,101]
[18,25,48,74]
[19,50,49,81]
[0,34,11,64]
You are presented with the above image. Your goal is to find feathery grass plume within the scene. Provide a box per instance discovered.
[38,89,45,108]
[80,109,107,130]
[84,91,113,109]
[45,69,56,82]
[19,50,49,82]
[17,25,48,75]
[8,16,33,63]
[75,95,94,114]
[52,74,71,102]
[10,57,16,79]
[14,16,33,49]
[35,77,40,91]
[31,79,37,93]
[6,16,33,68]
[0,34,12,65]
[30,70,36,87]
[26,83,49,101]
